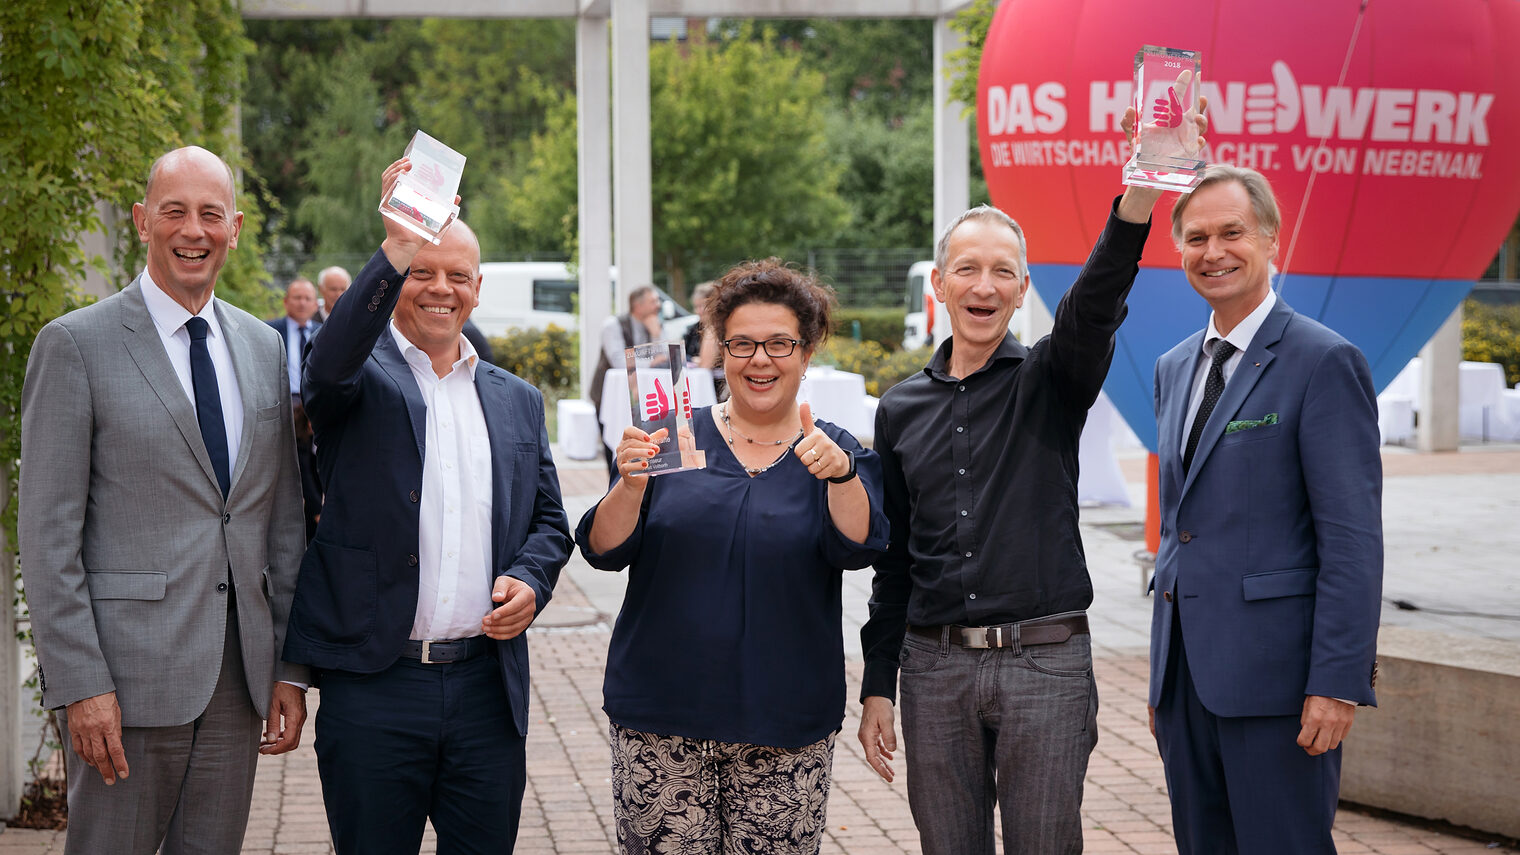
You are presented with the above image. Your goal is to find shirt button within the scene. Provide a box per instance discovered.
[960,510,968,516]
[956,426,964,433]
[969,593,977,600]
[958,385,965,391]
[964,551,973,558]
[958,468,966,475]
[447,551,455,558]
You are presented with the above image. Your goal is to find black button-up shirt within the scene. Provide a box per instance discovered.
[860,203,1150,701]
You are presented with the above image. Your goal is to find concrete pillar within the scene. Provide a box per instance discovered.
[577,13,613,398]
[932,14,970,252]
[612,0,652,305]
[1418,304,1462,453]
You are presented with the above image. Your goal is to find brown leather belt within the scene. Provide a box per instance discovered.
[908,613,1088,649]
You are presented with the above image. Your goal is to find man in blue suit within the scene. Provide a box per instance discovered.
[1149,164,1383,854]
[267,278,322,540]
[284,158,572,854]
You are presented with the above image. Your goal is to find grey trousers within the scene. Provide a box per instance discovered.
[58,608,262,855]
[899,614,1099,855]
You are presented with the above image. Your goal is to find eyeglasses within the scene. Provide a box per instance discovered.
[721,337,801,359]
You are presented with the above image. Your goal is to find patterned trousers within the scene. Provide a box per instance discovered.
[609,722,836,855]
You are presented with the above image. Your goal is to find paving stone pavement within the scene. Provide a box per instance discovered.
[8,448,1518,854]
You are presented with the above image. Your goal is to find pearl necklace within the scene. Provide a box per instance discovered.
[719,404,801,476]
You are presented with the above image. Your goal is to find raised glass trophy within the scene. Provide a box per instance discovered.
[624,340,707,476]
[380,130,466,244]
[1122,46,1206,191]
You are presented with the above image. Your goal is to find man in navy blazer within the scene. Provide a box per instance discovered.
[283,159,572,854]
[267,278,322,540]
[1149,165,1382,854]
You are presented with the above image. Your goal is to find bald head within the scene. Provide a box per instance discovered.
[145,146,237,209]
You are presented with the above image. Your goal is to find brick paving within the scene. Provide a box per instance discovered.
[5,451,1517,853]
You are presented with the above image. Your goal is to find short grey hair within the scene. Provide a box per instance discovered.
[627,284,657,313]
[1171,164,1282,246]
[935,205,1028,275]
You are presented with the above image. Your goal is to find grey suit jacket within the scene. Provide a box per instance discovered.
[19,279,309,727]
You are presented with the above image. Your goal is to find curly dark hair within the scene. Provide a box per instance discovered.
[707,258,835,357]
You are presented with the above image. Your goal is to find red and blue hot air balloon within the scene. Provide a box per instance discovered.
[977,0,1520,453]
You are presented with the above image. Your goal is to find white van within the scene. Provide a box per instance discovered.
[902,260,942,350]
[472,261,696,341]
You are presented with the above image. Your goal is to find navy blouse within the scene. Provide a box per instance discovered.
[576,406,888,748]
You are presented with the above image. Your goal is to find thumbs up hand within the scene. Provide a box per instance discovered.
[793,402,850,481]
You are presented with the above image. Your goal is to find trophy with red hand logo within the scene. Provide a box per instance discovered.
[380,130,466,244]
[626,340,706,475]
[1122,46,1207,191]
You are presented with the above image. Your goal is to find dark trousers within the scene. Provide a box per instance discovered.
[314,652,526,855]
[1154,614,1342,855]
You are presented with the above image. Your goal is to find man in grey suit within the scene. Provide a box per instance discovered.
[19,146,309,854]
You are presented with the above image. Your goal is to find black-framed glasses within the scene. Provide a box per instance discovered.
[721,337,801,359]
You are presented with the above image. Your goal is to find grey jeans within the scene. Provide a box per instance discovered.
[899,612,1099,855]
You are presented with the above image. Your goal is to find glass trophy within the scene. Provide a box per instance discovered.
[380,130,466,244]
[1122,46,1206,191]
[624,340,707,476]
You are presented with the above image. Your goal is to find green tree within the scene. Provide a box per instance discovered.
[409,18,577,257]
[509,28,851,300]
[823,100,934,247]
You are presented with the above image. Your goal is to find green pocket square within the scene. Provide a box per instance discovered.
[1225,413,1278,434]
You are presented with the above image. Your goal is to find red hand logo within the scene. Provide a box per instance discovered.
[681,379,692,421]
[644,377,672,421]
[1152,85,1184,129]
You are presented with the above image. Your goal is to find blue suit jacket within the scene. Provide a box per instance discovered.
[283,250,572,735]
[1149,296,1382,717]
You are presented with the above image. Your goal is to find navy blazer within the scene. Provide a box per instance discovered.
[1150,296,1382,717]
[283,249,572,736]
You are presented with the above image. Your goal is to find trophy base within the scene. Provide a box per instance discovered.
[379,181,460,245]
[1122,155,1206,192]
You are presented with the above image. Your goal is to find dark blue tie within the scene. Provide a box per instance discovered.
[1183,339,1237,473]
[185,317,231,497]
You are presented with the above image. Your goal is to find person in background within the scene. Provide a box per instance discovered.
[578,259,888,854]
[592,285,664,478]
[267,278,322,541]
[316,265,351,322]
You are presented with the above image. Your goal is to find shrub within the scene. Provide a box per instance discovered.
[815,339,931,397]
[831,307,908,351]
[490,324,580,393]
[1463,299,1520,387]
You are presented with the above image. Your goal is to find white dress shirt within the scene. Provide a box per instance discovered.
[139,270,244,471]
[1181,289,1277,459]
[389,323,495,641]
[281,316,314,395]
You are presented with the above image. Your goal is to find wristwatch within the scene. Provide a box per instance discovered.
[827,450,858,484]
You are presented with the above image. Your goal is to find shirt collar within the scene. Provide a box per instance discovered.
[925,330,1028,382]
[140,268,224,342]
[1204,289,1276,356]
[388,321,479,379]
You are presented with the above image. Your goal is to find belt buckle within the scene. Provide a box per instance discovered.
[421,640,437,664]
[962,627,990,649]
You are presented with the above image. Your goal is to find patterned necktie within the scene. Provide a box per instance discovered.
[1183,340,1237,473]
[185,317,231,497]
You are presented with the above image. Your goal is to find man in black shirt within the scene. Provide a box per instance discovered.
[857,107,1197,853]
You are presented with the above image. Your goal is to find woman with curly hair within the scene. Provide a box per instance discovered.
[577,258,888,854]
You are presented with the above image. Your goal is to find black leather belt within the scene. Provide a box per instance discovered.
[909,613,1088,649]
[401,636,491,664]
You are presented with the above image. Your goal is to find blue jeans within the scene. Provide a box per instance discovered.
[899,612,1098,855]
